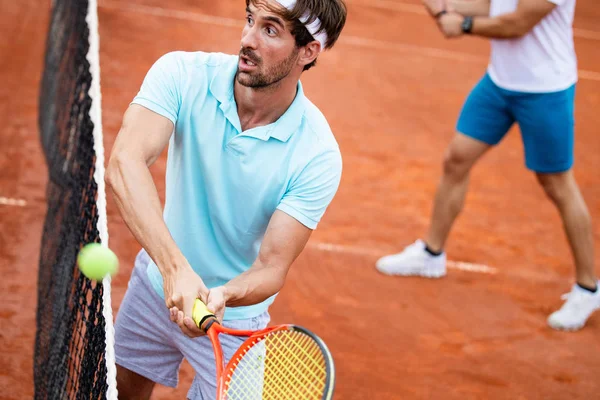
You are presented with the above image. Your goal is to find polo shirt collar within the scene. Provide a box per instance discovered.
[209,56,306,142]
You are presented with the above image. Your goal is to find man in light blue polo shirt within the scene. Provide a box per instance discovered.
[106,0,347,398]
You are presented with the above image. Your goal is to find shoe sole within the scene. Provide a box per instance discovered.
[547,321,585,332]
[376,266,446,279]
[547,305,600,332]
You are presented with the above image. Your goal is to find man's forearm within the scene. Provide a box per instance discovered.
[106,156,187,276]
[223,261,287,307]
[471,13,530,38]
[449,0,490,17]
[220,209,311,309]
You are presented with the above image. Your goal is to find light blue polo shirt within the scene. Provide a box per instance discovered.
[131,51,342,320]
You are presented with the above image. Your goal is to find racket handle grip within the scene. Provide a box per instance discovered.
[192,299,218,332]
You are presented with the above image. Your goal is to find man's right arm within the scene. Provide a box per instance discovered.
[106,104,207,337]
[436,0,558,39]
[447,0,490,17]
[106,104,183,277]
[422,0,490,20]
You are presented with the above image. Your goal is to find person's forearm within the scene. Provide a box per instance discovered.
[106,156,187,276]
[471,13,530,38]
[222,260,287,307]
[448,0,490,17]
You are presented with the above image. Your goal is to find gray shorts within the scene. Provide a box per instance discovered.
[114,250,270,400]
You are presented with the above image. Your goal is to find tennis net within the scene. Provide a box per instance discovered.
[34,0,117,398]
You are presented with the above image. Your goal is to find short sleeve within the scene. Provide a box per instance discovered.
[131,52,182,124]
[277,150,342,229]
[546,0,566,5]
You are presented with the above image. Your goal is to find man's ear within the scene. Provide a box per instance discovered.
[298,41,321,68]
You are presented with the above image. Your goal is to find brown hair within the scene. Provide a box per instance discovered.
[246,0,347,70]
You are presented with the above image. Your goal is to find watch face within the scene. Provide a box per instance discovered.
[462,17,473,33]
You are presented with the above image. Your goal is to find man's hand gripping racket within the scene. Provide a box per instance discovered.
[192,299,335,400]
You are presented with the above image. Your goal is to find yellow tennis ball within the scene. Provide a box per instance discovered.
[77,243,119,281]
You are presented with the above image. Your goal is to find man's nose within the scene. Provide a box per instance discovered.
[241,24,259,50]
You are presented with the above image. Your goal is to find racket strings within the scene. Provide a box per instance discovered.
[266,334,325,392]
[224,329,329,399]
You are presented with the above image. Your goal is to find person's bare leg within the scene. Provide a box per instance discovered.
[376,133,492,277]
[424,133,492,252]
[536,170,597,288]
[116,365,156,400]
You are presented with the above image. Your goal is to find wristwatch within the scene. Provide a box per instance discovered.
[461,16,474,34]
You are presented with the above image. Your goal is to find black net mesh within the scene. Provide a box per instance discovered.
[34,0,108,398]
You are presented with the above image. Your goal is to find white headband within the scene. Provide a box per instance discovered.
[275,0,327,52]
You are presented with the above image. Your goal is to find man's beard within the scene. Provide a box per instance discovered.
[236,47,299,88]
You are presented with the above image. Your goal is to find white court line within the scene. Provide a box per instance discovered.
[100,2,240,28]
[99,2,600,82]
[0,197,27,207]
[573,28,600,41]
[309,242,498,274]
[579,70,600,81]
[348,0,426,15]
[340,35,486,63]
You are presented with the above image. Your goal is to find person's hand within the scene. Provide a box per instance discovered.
[165,264,209,338]
[206,286,227,323]
[422,0,446,18]
[437,12,464,38]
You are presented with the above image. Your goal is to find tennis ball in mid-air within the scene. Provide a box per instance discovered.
[77,243,119,281]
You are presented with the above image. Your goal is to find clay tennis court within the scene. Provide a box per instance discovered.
[1,0,599,398]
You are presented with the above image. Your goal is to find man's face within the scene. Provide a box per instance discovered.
[237,1,300,88]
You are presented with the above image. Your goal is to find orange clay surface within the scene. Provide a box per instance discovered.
[1,0,599,398]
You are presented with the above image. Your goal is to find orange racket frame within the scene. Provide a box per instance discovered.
[192,299,335,400]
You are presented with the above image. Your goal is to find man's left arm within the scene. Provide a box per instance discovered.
[206,210,313,320]
[206,149,343,321]
[422,0,491,18]
[439,0,558,39]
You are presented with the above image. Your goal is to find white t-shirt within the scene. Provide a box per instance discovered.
[487,0,578,93]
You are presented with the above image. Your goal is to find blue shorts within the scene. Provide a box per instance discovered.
[456,73,575,173]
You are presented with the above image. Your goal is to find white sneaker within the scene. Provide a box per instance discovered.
[547,282,600,331]
[376,239,446,278]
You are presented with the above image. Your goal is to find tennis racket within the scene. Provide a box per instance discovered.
[192,299,335,400]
